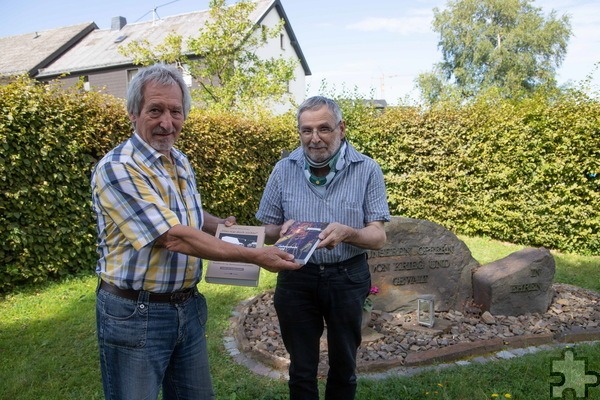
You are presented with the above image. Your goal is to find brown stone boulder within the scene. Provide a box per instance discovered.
[472,247,555,316]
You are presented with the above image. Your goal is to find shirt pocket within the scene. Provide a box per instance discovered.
[340,200,363,227]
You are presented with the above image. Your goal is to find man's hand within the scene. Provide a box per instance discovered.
[317,221,386,250]
[222,215,236,227]
[202,212,237,235]
[317,222,354,250]
[252,246,301,273]
[279,219,295,237]
[263,219,295,245]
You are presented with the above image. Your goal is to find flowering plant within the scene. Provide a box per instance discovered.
[363,286,379,312]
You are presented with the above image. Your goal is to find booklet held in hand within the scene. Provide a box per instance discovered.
[205,224,265,287]
[274,221,328,265]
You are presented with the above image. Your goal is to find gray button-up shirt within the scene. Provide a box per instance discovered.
[256,142,391,264]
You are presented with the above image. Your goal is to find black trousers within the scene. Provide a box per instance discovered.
[274,254,370,400]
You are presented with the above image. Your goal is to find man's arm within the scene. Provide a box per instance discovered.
[158,224,300,273]
[317,221,386,251]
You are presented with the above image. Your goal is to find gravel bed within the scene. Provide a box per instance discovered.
[238,283,600,373]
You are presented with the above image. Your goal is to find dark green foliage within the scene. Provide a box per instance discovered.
[0,77,597,293]
[179,110,297,224]
[355,91,599,255]
[0,77,131,292]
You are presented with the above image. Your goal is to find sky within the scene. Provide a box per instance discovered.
[1,0,599,105]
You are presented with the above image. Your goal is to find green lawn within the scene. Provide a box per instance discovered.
[0,236,598,400]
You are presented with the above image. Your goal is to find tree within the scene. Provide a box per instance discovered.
[417,0,572,103]
[119,0,297,112]
[415,67,459,105]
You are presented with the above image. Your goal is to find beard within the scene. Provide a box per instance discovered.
[303,135,342,164]
[149,127,176,153]
[149,136,175,152]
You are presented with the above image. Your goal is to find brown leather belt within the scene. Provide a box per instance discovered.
[99,280,195,304]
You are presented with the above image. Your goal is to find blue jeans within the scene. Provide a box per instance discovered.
[274,254,370,400]
[96,286,214,400]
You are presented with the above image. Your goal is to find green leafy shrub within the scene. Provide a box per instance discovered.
[0,77,131,292]
[0,77,597,293]
[354,92,599,255]
[179,109,297,223]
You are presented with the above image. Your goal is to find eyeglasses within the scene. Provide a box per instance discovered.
[299,122,340,137]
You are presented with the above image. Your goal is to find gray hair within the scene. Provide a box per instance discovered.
[126,63,192,119]
[296,96,343,127]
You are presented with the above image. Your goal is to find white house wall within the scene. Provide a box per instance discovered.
[252,6,306,114]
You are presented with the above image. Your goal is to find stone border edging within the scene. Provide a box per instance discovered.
[403,330,600,367]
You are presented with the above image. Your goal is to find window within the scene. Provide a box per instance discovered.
[82,76,90,91]
[181,64,193,87]
[127,69,139,88]
[280,33,285,50]
[127,69,139,83]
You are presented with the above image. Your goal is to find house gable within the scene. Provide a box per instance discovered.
[263,0,311,76]
[0,23,97,78]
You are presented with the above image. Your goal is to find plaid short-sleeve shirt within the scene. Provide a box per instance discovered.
[91,134,204,292]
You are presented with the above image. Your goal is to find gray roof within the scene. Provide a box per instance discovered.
[0,23,97,77]
[37,0,310,78]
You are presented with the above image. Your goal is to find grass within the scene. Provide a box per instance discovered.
[0,236,598,400]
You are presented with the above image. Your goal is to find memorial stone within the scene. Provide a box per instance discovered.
[367,217,480,313]
[472,247,555,316]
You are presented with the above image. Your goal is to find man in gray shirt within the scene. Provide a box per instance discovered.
[256,96,391,400]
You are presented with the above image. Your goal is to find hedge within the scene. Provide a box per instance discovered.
[351,93,599,256]
[0,77,597,293]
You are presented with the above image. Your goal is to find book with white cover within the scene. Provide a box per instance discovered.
[205,224,265,287]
